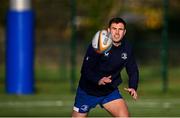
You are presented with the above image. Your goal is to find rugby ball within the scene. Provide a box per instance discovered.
[92,30,113,54]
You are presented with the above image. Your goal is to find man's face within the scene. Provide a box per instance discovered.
[108,23,126,43]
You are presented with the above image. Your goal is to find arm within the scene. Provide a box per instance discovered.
[125,51,139,90]
[81,44,103,85]
[125,49,139,100]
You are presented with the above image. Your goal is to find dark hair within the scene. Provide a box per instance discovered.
[108,17,126,28]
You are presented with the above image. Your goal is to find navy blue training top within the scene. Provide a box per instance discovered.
[78,39,139,97]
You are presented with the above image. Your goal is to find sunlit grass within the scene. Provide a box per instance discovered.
[0,66,180,116]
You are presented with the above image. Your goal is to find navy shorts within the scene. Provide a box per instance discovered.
[73,87,123,113]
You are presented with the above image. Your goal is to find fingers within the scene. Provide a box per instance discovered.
[131,91,138,100]
[104,76,112,83]
[107,75,112,79]
[124,88,129,92]
[99,80,106,85]
[98,76,112,85]
[124,88,138,100]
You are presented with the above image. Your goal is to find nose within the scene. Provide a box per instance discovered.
[115,29,119,34]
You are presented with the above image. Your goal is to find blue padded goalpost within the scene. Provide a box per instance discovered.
[6,0,35,94]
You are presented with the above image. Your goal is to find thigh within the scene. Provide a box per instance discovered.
[103,98,129,117]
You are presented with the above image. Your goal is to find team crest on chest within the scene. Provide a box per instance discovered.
[104,52,110,57]
[121,52,127,60]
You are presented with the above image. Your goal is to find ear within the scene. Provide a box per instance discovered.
[107,28,110,33]
[124,29,126,35]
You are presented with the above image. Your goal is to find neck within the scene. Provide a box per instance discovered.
[113,42,121,47]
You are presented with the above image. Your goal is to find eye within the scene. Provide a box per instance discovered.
[119,28,125,30]
[112,27,116,30]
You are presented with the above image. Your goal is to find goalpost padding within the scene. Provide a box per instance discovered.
[6,0,35,94]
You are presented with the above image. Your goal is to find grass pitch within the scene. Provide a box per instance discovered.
[0,66,180,117]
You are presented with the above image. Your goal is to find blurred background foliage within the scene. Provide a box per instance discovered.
[0,0,179,84]
[0,0,179,85]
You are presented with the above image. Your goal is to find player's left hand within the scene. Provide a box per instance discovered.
[124,88,138,100]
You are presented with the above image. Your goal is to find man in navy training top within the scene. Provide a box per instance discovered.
[72,17,139,117]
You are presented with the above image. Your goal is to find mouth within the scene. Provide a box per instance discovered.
[113,40,121,43]
[114,35,120,39]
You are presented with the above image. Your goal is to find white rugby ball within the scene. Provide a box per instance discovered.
[92,30,113,54]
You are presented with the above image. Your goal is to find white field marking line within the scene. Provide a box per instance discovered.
[127,98,180,108]
[0,100,73,107]
[0,99,179,108]
[129,101,171,108]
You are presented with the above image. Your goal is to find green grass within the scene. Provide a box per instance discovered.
[0,66,180,117]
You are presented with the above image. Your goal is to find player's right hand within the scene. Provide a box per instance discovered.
[98,75,112,85]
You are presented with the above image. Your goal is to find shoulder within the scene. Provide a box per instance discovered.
[86,43,101,57]
[122,39,133,51]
